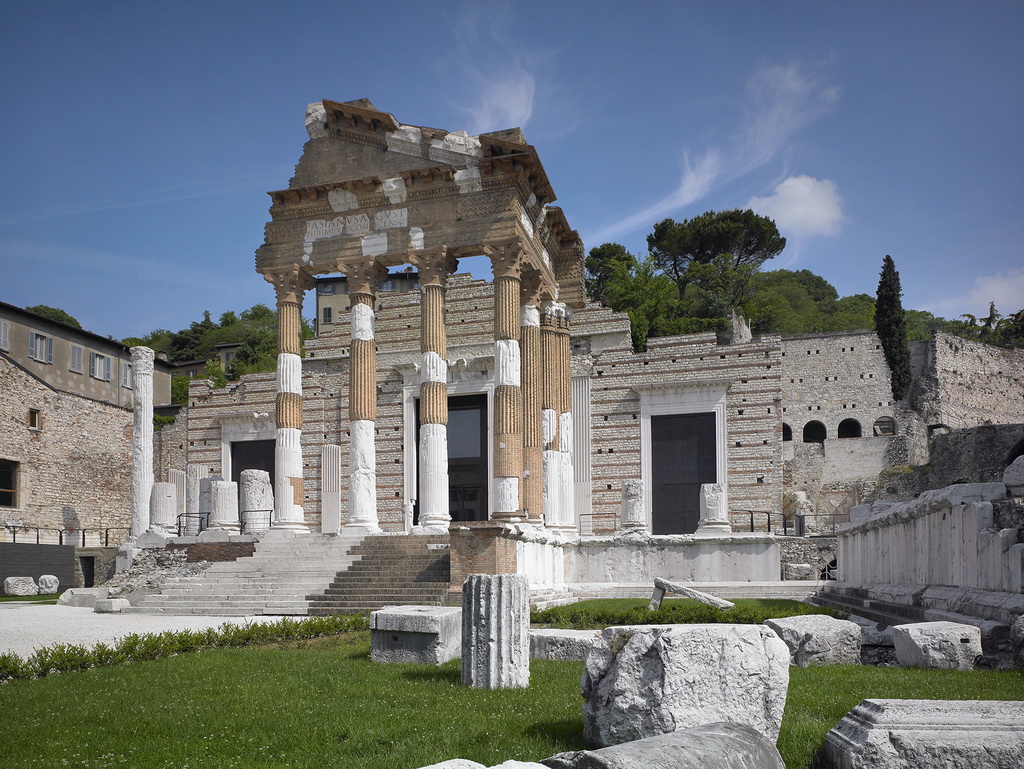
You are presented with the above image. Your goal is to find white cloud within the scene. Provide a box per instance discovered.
[592,61,838,242]
[929,267,1024,318]
[748,175,844,237]
[464,63,536,134]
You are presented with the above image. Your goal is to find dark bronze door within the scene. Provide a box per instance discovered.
[651,413,716,534]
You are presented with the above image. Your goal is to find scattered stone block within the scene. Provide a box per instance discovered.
[764,614,861,667]
[544,722,784,769]
[1004,456,1024,498]
[370,605,462,665]
[462,574,530,689]
[3,576,38,596]
[817,699,1024,768]
[530,629,601,661]
[648,577,734,611]
[37,575,59,594]
[892,621,981,670]
[581,624,789,747]
[57,587,110,607]
[782,563,816,580]
[94,598,132,613]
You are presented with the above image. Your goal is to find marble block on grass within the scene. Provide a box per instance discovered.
[817,699,1024,768]
[582,624,789,747]
[892,621,981,670]
[94,598,132,613]
[371,605,461,664]
[4,576,38,596]
[530,629,601,661]
[764,614,861,667]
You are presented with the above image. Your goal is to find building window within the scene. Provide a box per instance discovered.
[318,282,336,295]
[122,363,134,389]
[782,423,793,442]
[838,418,862,439]
[0,320,9,351]
[28,409,41,429]
[90,352,111,381]
[0,460,16,507]
[70,345,84,373]
[322,306,333,325]
[803,421,827,443]
[28,332,53,364]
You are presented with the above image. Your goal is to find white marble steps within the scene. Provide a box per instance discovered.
[124,533,364,616]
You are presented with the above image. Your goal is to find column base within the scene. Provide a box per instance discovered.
[694,521,732,537]
[342,522,382,536]
[271,520,310,533]
[411,524,449,536]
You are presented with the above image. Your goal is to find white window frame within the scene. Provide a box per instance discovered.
[122,362,134,389]
[28,332,53,364]
[70,345,84,374]
[0,320,9,352]
[90,352,111,381]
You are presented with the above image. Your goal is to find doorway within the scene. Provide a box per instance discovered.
[415,394,488,523]
[230,440,275,493]
[650,412,717,534]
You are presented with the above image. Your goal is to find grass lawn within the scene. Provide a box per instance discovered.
[1,619,1021,768]
[0,594,59,604]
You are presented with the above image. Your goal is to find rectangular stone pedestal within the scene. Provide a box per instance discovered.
[370,605,461,665]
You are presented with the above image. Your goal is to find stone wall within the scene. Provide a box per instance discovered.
[0,355,133,541]
[153,412,188,483]
[911,331,1024,430]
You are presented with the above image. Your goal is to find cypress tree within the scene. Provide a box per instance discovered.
[875,255,912,400]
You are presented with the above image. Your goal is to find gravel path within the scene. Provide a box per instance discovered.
[0,603,281,659]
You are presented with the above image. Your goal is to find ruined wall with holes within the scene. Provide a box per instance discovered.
[910,331,1024,430]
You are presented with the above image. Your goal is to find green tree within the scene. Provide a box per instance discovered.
[647,209,786,309]
[203,359,228,389]
[585,243,637,304]
[875,255,912,400]
[170,375,191,405]
[25,305,82,329]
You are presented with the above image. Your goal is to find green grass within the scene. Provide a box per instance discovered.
[531,597,843,629]
[1,626,1021,769]
[0,594,60,603]
[779,665,1024,769]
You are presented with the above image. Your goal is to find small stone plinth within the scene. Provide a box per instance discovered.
[764,614,861,667]
[892,621,981,670]
[94,598,132,613]
[461,574,530,689]
[818,699,1024,769]
[370,605,462,665]
[530,629,601,661]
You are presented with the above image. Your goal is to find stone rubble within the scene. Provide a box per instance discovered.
[648,576,735,610]
[763,614,862,667]
[102,547,213,600]
[892,621,982,670]
[581,624,790,747]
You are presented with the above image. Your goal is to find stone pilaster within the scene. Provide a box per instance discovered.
[484,241,525,520]
[557,306,576,531]
[461,573,530,689]
[540,302,562,527]
[263,266,315,532]
[130,346,155,540]
[519,269,545,522]
[341,258,387,535]
[411,247,457,533]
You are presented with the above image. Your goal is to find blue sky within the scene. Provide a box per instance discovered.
[1,1,1021,339]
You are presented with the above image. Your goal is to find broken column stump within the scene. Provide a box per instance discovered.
[461,573,530,689]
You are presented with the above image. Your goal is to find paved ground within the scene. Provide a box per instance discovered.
[0,602,281,659]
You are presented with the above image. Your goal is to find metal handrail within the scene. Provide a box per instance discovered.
[2,525,129,547]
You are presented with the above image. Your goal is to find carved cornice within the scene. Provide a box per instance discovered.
[262,265,316,304]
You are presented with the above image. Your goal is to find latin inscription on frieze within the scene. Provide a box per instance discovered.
[374,208,408,230]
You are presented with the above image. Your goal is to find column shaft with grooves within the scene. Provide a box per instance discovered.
[493,273,522,518]
[520,303,542,521]
[264,265,314,531]
[345,285,381,534]
[461,574,530,689]
[413,247,454,532]
[541,303,561,526]
[557,309,576,531]
[130,346,155,539]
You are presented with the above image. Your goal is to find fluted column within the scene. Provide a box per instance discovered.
[411,247,457,533]
[130,346,155,539]
[341,258,387,535]
[263,266,315,531]
[484,241,526,520]
[519,269,546,522]
[540,302,562,527]
[557,307,575,531]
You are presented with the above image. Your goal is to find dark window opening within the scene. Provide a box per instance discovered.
[803,421,826,443]
[838,418,862,439]
[782,423,793,442]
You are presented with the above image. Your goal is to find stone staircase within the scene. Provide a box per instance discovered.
[124,533,365,616]
[307,534,450,615]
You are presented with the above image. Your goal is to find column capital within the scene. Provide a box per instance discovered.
[483,239,527,280]
[519,268,546,307]
[339,258,388,297]
[410,246,457,289]
[130,346,155,376]
[262,266,316,305]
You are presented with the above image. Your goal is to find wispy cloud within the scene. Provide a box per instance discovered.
[592,61,839,242]
[464,62,536,135]
[748,175,844,237]
[928,267,1024,318]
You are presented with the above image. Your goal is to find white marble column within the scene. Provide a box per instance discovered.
[185,463,208,536]
[321,444,342,534]
[149,482,177,534]
[519,269,546,522]
[240,469,273,532]
[130,346,155,540]
[557,306,576,531]
[206,480,240,533]
[461,573,530,689]
[541,302,563,528]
